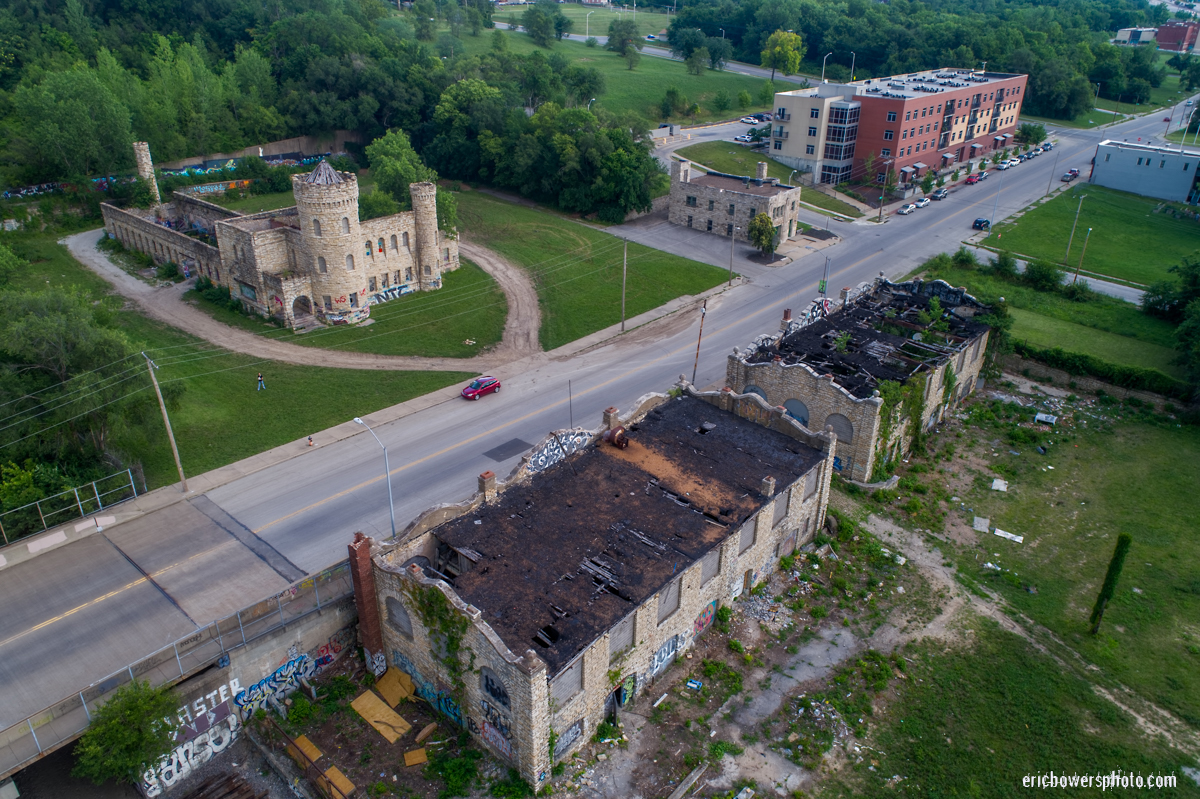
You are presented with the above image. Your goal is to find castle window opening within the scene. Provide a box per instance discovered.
[349,293,358,308]
[393,270,401,284]
[313,219,322,236]
[341,217,350,234]
[424,265,431,275]
[405,267,413,281]
[381,272,389,288]
[365,241,372,256]
[369,277,377,292]
[390,235,398,250]
[442,248,449,262]
[346,254,355,270]
[402,232,410,247]
[323,295,332,310]
[378,238,385,253]
[318,256,327,273]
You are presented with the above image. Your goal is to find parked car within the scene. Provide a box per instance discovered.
[1042,142,1054,151]
[461,375,501,400]
[898,203,917,215]
[732,134,751,142]
[753,113,773,121]
[1189,100,1195,106]
[915,197,931,208]
[973,217,991,230]
[645,34,657,40]
[977,169,989,179]
[1060,172,1076,182]
[966,174,982,185]
[930,188,949,200]
[1006,158,1020,167]
[740,117,759,124]
[996,161,1010,170]
[1068,167,1080,177]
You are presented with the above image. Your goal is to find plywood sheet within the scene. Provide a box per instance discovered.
[286,734,322,767]
[322,765,356,797]
[404,748,428,767]
[351,689,412,743]
[376,668,414,707]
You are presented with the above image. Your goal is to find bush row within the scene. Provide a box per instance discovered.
[1011,340,1193,401]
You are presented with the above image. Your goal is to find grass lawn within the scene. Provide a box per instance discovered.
[824,622,1200,797]
[1008,307,1184,378]
[188,258,507,358]
[215,174,376,214]
[953,407,1200,732]
[1096,73,1188,114]
[990,185,1200,285]
[457,30,778,125]
[673,142,865,218]
[1020,111,1129,130]
[455,189,727,349]
[3,230,470,489]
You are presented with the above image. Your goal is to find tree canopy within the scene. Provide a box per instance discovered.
[73,680,179,785]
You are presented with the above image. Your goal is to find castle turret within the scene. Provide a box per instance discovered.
[410,181,442,290]
[132,142,162,213]
[293,161,367,318]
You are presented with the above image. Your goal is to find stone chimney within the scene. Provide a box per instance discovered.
[348,532,386,677]
[780,308,792,331]
[479,470,498,504]
[603,406,621,431]
[132,141,162,214]
[756,162,769,181]
[761,476,776,497]
[840,286,852,307]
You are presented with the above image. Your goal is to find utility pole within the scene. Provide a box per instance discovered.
[621,238,628,332]
[1045,146,1062,196]
[850,52,856,81]
[728,226,738,286]
[820,256,830,301]
[1074,228,1092,284]
[1064,194,1086,266]
[142,352,186,493]
[691,300,707,385]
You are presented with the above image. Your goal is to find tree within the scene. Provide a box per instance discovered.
[553,12,573,40]
[990,250,1018,279]
[1089,533,1132,634]
[359,189,400,221]
[668,27,707,60]
[624,46,641,71]
[0,242,21,287]
[748,212,778,257]
[564,66,605,106]
[737,90,752,110]
[73,680,178,785]
[1015,122,1047,145]
[686,47,709,76]
[366,129,438,210]
[606,20,642,55]
[863,151,877,183]
[706,37,732,71]
[523,6,555,47]
[414,0,438,40]
[920,172,935,194]
[712,91,731,113]
[757,80,776,107]
[760,30,804,82]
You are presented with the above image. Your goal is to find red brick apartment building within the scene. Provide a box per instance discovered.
[770,69,1029,185]
[1157,20,1200,52]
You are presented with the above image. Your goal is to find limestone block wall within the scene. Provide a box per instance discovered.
[374,564,550,784]
[725,355,883,482]
[171,191,240,232]
[667,160,804,243]
[101,203,222,278]
[291,170,366,316]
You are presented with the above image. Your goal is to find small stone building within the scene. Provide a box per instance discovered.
[347,383,837,785]
[726,277,992,482]
[668,159,805,244]
[101,143,458,329]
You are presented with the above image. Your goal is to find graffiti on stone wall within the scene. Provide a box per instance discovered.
[553,718,584,760]
[482,720,513,760]
[392,648,464,728]
[481,667,510,708]
[527,429,592,473]
[648,635,679,679]
[233,655,314,718]
[693,601,717,636]
[364,647,387,678]
[177,679,242,725]
[142,701,240,797]
[480,699,512,740]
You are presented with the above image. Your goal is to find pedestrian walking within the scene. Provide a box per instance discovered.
[257,372,266,391]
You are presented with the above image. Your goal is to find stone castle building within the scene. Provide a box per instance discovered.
[101,143,459,328]
[347,382,837,785]
[726,278,991,482]
[668,158,805,245]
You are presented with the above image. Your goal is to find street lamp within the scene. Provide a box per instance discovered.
[989,163,1006,229]
[850,52,856,81]
[1073,227,1092,284]
[588,98,596,111]
[720,28,725,38]
[728,225,739,286]
[821,52,833,82]
[788,169,797,186]
[353,417,396,539]
[586,10,594,37]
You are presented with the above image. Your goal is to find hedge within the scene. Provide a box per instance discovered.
[1012,340,1195,401]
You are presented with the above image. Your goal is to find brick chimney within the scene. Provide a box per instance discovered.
[479,470,498,504]
[756,162,769,181]
[348,532,385,676]
[603,406,621,431]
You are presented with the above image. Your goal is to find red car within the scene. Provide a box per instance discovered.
[461,375,501,400]
[966,174,982,185]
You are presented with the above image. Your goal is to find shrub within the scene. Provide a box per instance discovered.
[729,639,745,653]
[1023,259,1064,292]
[715,605,733,633]
[1012,341,1193,400]
[287,695,313,724]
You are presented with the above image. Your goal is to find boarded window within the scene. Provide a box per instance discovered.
[386,596,412,638]
[783,398,809,426]
[609,613,635,655]
[778,532,797,558]
[550,658,583,705]
[657,578,681,623]
[803,469,819,499]
[825,413,854,444]
[772,491,790,527]
[738,522,756,554]
[700,548,721,586]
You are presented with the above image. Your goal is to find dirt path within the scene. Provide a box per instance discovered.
[63,229,541,372]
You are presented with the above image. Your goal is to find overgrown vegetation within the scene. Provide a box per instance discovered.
[72,679,178,785]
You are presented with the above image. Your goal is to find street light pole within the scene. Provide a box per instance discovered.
[354,417,396,539]
[720,28,725,38]
[586,10,594,37]
[588,98,596,111]
[691,299,707,385]
[850,52,856,81]
[1064,194,1086,266]
[821,52,833,82]
[1074,228,1092,284]
[142,352,186,493]
[621,237,628,332]
[1045,146,1062,196]
[989,165,1006,228]
[728,225,739,286]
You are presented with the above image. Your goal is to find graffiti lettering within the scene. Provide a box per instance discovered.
[142,701,240,796]
[648,635,678,679]
[392,649,464,727]
[176,679,241,725]
[314,627,352,668]
[233,655,314,719]
[364,648,386,678]
[481,667,510,708]
[694,600,717,636]
[553,718,583,761]
[526,429,592,474]
[482,720,514,760]
[480,699,512,740]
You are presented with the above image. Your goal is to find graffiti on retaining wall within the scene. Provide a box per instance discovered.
[553,718,584,760]
[142,700,240,796]
[480,699,512,740]
[527,429,592,473]
[693,600,717,636]
[314,627,353,668]
[648,635,679,679]
[177,679,242,726]
[392,648,464,727]
[481,666,510,708]
[234,654,314,718]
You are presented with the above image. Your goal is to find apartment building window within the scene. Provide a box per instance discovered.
[905,111,911,121]
[902,130,907,140]
[687,215,693,227]
[1185,163,1191,171]
[1137,158,1143,166]
[881,148,891,156]
[1161,160,1166,168]
[686,195,697,207]
[884,130,894,140]
[921,108,926,117]
[805,144,815,154]
[809,126,818,136]
[706,219,713,231]
[876,171,887,183]
[726,223,733,235]
[824,142,855,160]
[887,111,897,122]
[826,124,857,142]
[774,141,782,150]
[1105,153,1111,161]
[810,107,820,118]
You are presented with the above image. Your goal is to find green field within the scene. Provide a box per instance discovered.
[991,186,1200,285]
[189,258,507,358]
[1095,73,1188,114]
[1008,307,1184,378]
[673,141,864,218]
[215,175,377,214]
[3,232,470,489]
[457,29,779,125]
[1021,111,1130,130]
[456,189,727,349]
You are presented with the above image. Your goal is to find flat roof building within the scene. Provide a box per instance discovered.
[668,159,805,244]
[1115,27,1159,45]
[349,385,837,785]
[770,68,1028,186]
[1156,20,1199,52]
[1091,139,1200,204]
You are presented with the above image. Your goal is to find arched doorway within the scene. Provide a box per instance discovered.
[292,296,313,327]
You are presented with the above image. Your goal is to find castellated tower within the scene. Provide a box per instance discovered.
[293,161,367,316]
[132,141,162,209]
[410,181,442,290]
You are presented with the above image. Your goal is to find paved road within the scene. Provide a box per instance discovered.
[0,99,1188,765]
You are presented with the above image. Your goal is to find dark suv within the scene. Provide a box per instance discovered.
[930,188,949,200]
[973,218,991,230]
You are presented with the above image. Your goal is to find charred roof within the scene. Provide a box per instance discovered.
[742,279,991,399]
[433,396,824,676]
